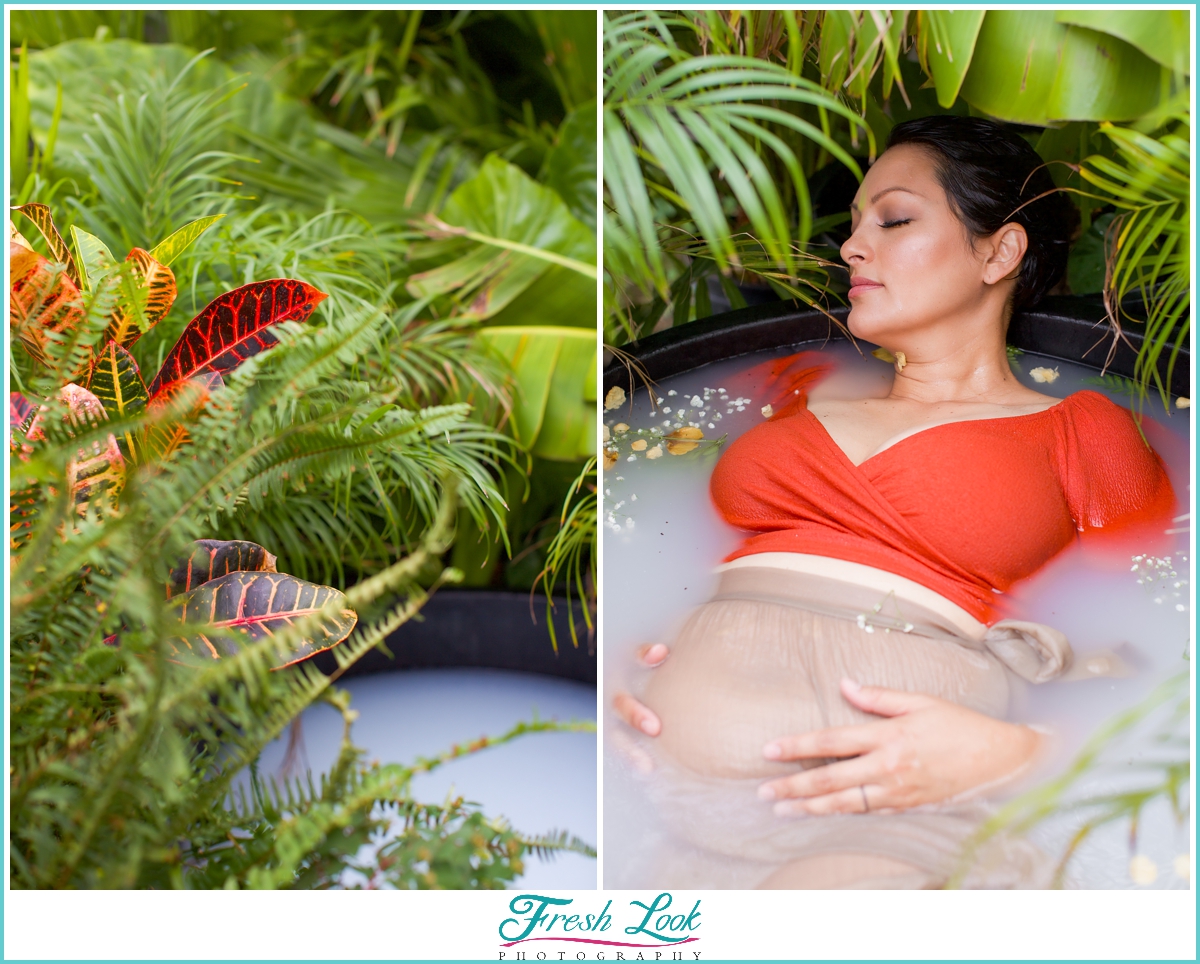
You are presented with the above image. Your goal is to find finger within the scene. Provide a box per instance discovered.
[763,723,880,761]
[774,783,884,817]
[636,642,670,667]
[613,692,661,736]
[758,754,877,802]
[840,677,931,718]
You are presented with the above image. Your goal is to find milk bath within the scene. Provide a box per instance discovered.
[603,342,1191,889]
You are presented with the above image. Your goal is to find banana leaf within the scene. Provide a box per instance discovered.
[1055,10,1190,74]
[407,156,596,327]
[542,101,597,230]
[960,11,1168,125]
[527,9,598,110]
[476,325,596,461]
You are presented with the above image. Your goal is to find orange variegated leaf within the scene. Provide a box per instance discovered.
[169,571,357,668]
[10,242,85,366]
[142,371,223,463]
[14,202,80,286]
[67,431,125,511]
[107,248,177,349]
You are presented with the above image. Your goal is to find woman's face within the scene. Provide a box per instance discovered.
[840,144,1020,348]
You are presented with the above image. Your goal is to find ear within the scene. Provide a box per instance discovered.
[982,223,1028,286]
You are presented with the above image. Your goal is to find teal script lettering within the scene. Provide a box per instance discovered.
[623,894,698,944]
[500,895,574,941]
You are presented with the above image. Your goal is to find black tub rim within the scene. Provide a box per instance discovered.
[309,589,596,685]
[603,297,1191,400]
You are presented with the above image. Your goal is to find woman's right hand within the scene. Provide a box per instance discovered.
[611,643,670,736]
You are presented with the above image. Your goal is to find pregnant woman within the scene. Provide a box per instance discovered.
[612,116,1176,889]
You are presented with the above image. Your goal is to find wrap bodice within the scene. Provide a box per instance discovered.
[709,353,1177,624]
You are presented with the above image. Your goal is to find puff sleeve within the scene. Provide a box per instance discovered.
[1059,391,1176,539]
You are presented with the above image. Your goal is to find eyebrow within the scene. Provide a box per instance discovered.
[851,186,925,212]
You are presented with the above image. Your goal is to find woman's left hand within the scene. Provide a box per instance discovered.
[757,678,1043,815]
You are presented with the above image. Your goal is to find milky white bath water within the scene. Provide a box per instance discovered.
[603,342,1191,889]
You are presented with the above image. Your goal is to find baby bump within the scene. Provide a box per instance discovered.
[641,598,1010,780]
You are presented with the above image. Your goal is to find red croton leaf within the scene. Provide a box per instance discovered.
[169,570,357,669]
[147,280,327,399]
[166,539,279,599]
[10,392,37,434]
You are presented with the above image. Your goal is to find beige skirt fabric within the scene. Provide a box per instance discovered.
[632,566,1055,889]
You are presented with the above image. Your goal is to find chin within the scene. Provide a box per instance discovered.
[847,299,919,349]
[846,305,890,344]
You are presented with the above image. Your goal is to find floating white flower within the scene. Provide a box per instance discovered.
[1129,855,1158,885]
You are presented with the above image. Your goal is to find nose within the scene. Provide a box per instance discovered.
[840,218,869,267]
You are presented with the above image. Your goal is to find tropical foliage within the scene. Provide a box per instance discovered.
[603,10,1189,413]
[9,11,597,889]
[12,10,597,596]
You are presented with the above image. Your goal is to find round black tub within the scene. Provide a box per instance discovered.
[603,297,1190,400]
[310,590,595,684]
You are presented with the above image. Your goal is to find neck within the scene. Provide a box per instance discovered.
[885,299,1021,405]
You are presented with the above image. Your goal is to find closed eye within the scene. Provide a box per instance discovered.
[880,218,912,229]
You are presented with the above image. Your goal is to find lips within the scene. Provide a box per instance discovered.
[848,278,883,297]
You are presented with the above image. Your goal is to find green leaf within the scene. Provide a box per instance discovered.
[1067,213,1114,296]
[1054,10,1190,74]
[85,340,149,460]
[1045,26,1167,122]
[527,9,597,110]
[148,214,224,267]
[69,225,116,292]
[960,11,1169,124]
[11,43,30,192]
[408,156,596,324]
[475,326,596,460]
[541,101,597,230]
[958,11,1067,126]
[917,10,985,109]
[533,332,596,461]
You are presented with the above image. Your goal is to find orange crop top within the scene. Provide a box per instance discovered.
[709,353,1177,625]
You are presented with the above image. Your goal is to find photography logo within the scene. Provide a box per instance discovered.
[498,893,702,960]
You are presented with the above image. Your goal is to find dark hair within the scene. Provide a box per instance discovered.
[886,116,1075,310]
